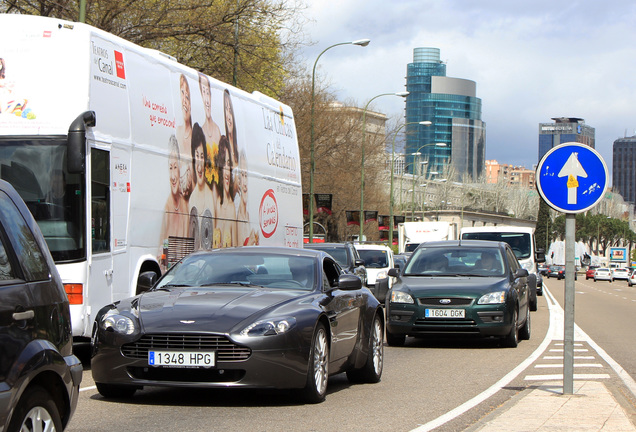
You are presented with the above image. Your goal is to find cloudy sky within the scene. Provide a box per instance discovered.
[298,0,636,179]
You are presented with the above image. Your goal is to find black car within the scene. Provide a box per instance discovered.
[0,180,82,431]
[386,240,530,348]
[546,265,563,278]
[304,242,367,286]
[91,247,384,403]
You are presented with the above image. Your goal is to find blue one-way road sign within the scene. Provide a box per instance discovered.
[536,142,608,213]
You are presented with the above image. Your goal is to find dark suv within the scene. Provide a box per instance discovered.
[0,180,82,431]
[303,242,367,286]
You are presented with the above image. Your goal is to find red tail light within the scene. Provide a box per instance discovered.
[64,284,83,305]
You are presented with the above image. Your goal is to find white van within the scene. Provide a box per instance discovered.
[353,243,394,302]
[460,226,545,311]
[0,15,303,342]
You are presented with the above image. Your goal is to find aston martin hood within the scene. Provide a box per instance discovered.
[135,286,305,333]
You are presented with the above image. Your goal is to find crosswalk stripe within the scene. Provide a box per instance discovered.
[534,363,603,368]
[524,373,611,381]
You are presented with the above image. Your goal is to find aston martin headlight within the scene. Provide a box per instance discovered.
[376,270,388,280]
[390,290,414,304]
[240,317,297,337]
[478,291,506,304]
[101,311,137,335]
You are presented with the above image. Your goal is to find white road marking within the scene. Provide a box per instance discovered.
[534,363,602,368]
[524,374,610,381]
[412,284,636,432]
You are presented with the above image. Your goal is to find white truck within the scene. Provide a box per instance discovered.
[397,221,456,254]
[460,226,546,311]
[0,15,303,343]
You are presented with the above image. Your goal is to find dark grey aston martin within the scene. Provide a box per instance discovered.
[91,247,384,403]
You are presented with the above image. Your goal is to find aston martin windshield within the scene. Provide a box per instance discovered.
[156,252,316,291]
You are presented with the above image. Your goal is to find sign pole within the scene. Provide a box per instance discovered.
[563,213,576,394]
[536,143,608,396]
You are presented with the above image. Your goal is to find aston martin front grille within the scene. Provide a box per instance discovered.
[121,334,251,361]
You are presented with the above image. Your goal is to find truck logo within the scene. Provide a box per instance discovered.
[259,189,278,238]
[114,50,126,79]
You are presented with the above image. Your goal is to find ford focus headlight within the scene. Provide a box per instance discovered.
[390,290,414,304]
[478,291,506,304]
[240,317,297,337]
[101,310,137,335]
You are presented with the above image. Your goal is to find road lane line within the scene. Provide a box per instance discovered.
[80,385,96,392]
[412,283,636,432]
[411,284,556,432]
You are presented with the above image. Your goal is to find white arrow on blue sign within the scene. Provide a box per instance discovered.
[536,142,608,214]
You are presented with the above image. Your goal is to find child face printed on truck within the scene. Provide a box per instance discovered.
[191,123,207,188]
[224,90,234,136]
[179,74,191,124]
[216,136,233,204]
[198,73,212,118]
[169,137,181,196]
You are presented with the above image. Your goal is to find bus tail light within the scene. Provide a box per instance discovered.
[64,284,84,305]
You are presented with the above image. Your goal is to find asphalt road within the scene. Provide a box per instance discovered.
[68,299,552,432]
[545,274,636,385]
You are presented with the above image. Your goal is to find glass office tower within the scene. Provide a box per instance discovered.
[613,135,636,206]
[404,47,485,180]
[538,117,595,162]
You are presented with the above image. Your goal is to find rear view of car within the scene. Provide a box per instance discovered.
[0,180,82,431]
[611,268,630,281]
[593,268,612,282]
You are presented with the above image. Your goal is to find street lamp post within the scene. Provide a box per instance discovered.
[309,39,370,242]
[359,91,409,241]
[388,121,431,246]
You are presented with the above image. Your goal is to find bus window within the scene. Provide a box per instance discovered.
[91,149,110,253]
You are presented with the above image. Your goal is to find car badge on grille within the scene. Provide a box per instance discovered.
[180,320,195,324]
[439,299,452,305]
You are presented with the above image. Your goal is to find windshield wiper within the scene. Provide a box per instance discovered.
[157,283,193,289]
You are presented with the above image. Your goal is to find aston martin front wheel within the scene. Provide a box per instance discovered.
[347,313,384,383]
[301,323,329,403]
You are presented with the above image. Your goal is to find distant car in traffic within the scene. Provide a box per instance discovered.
[586,267,598,280]
[593,268,612,282]
[0,180,82,431]
[304,242,367,286]
[393,253,410,270]
[91,247,384,403]
[628,269,636,287]
[611,267,630,281]
[385,240,530,348]
[556,266,577,280]
[353,243,394,302]
[546,265,563,279]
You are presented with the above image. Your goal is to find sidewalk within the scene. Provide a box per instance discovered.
[468,380,636,431]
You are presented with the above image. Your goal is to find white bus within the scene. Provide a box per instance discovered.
[0,15,303,342]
